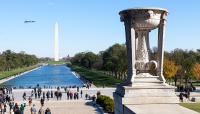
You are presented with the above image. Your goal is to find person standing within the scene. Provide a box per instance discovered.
[43,92,45,101]
[35,92,37,99]
[67,91,69,100]
[77,87,79,92]
[85,93,88,100]
[46,91,50,101]
[9,101,14,113]
[22,92,26,101]
[50,90,53,98]
[80,90,83,98]
[31,90,34,97]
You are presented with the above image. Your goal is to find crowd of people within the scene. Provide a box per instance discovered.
[24,86,86,101]
[0,84,98,114]
[0,87,14,114]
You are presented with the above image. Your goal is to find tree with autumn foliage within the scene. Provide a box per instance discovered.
[163,59,179,80]
[191,63,200,80]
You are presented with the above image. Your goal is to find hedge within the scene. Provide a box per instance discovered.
[96,95,114,113]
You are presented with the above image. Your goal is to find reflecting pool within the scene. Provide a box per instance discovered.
[1,65,84,88]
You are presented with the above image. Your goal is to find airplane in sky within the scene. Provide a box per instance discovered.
[24,20,36,23]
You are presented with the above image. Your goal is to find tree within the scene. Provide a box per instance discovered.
[70,52,86,65]
[0,50,38,72]
[102,44,127,79]
[82,52,98,68]
[191,63,200,80]
[163,59,179,80]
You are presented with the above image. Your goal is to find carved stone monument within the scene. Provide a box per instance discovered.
[113,8,179,114]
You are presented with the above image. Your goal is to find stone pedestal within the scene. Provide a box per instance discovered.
[114,8,179,114]
[114,77,179,114]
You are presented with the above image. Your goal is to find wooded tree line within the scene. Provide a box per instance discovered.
[71,44,200,81]
[0,50,38,71]
[164,48,200,81]
[71,44,127,80]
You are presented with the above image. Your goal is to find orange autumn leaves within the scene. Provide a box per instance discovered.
[163,59,179,79]
[191,63,200,80]
[164,59,200,80]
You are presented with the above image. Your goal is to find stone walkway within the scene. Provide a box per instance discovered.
[5,88,115,114]
[22,100,100,114]
[4,88,200,114]
[126,104,200,114]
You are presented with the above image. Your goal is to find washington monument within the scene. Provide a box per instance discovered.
[54,22,59,61]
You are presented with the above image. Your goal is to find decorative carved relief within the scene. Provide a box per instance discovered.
[136,31,149,62]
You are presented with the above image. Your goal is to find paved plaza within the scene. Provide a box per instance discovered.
[1,87,198,114]
[126,104,200,114]
[22,101,100,114]
[3,88,115,114]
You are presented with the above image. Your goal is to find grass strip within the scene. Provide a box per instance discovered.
[45,61,67,65]
[70,65,122,87]
[180,103,200,113]
[0,65,39,80]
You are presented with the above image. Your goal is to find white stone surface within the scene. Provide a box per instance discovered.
[119,8,168,85]
[125,104,199,114]
[54,22,59,61]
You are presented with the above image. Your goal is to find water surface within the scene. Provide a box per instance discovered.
[1,65,84,88]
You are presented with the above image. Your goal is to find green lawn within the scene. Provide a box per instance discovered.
[70,65,122,87]
[0,65,39,80]
[45,61,67,65]
[180,103,200,113]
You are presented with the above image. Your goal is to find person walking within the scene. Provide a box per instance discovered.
[13,103,21,114]
[3,103,7,113]
[38,106,45,114]
[30,104,37,114]
[45,108,51,114]
[20,104,25,114]
[28,97,32,106]
[40,98,44,106]
[179,92,184,102]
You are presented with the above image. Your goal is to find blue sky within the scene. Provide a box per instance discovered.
[0,0,200,58]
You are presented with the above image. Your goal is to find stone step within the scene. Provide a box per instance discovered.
[134,80,163,83]
[122,96,179,104]
[134,76,163,83]
[135,76,159,78]
[132,83,165,87]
